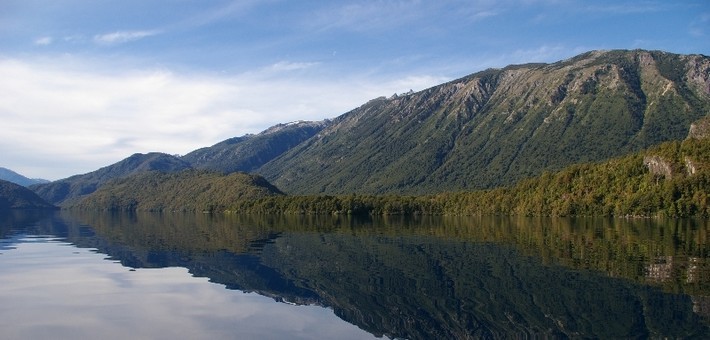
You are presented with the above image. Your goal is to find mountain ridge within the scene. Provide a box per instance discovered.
[0,167,49,187]
[31,152,192,205]
[254,49,709,194]
[28,49,710,205]
[182,120,326,173]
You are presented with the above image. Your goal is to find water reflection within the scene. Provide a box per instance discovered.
[1,211,708,339]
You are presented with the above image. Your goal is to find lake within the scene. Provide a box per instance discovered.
[0,211,708,339]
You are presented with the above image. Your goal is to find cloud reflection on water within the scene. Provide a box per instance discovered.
[0,237,374,340]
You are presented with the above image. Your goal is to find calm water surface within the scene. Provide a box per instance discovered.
[0,211,708,339]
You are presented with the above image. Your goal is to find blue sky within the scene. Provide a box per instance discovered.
[1,0,708,180]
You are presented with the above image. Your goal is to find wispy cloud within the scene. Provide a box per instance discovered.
[34,36,53,46]
[268,61,320,72]
[93,30,161,45]
[689,13,709,37]
[308,1,430,33]
[0,57,444,179]
[580,1,666,14]
[176,0,265,29]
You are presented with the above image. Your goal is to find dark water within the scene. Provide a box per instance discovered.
[0,211,708,339]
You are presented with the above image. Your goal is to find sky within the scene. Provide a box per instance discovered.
[1,0,708,180]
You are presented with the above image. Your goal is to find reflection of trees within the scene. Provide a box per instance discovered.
[57,212,710,296]
[10,211,707,339]
[345,215,710,296]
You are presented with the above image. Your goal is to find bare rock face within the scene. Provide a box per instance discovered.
[643,156,674,179]
[684,56,710,96]
[688,115,710,140]
[685,157,698,176]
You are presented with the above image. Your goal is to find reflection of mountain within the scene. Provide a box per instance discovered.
[16,212,710,339]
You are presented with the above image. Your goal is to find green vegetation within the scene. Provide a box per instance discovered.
[68,170,282,212]
[229,138,710,218]
[32,152,192,205]
[59,51,710,216]
[70,138,709,217]
[256,50,710,195]
[183,121,325,173]
[0,179,56,210]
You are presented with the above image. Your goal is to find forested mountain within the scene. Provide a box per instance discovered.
[228,117,710,218]
[30,121,323,207]
[0,179,56,210]
[256,50,710,194]
[182,120,326,173]
[68,170,282,212]
[31,152,191,205]
[73,132,710,217]
[30,49,710,209]
[0,167,49,187]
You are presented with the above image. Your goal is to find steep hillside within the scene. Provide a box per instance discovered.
[182,120,326,173]
[233,136,710,218]
[31,152,192,206]
[69,170,283,212]
[0,167,49,187]
[257,50,710,194]
[0,179,56,210]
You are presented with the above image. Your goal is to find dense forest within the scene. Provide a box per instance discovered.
[0,179,56,210]
[230,137,709,217]
[72,137,709,218]
[69,170,282,212]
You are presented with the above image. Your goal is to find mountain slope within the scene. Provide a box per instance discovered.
[182,120,326,173]
[31,152,192,206]
[69,170,283,212]
[0,167,49,187]
[0,179,56,210]
[256,50,709,194]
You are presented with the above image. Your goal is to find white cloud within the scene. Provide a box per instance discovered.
[93,30,160,45]
[34,36,53,46]
[268,61,320,72]
[0,57,446,180]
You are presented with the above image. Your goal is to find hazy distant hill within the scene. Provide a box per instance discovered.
[255,50,710,194]
[182,120,326,173]
[0,179,56,210]
[0,167,49,187]
[31,152,192,205]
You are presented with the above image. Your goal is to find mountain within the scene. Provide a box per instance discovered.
[68,170,283,212]
[0,179,56,210]
[0,167,49,187]
[182,120,326,173]
[29,120,322,208]
[254,49,710,194]
[227,135,710,218]
[31,152,192,206]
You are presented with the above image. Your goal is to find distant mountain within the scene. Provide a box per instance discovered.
[0,179,56,210]
[68,170,283,212]
[255,49,710,194]
[0,167,49,187]
[182,120,327,173]
[31,152,192,206]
